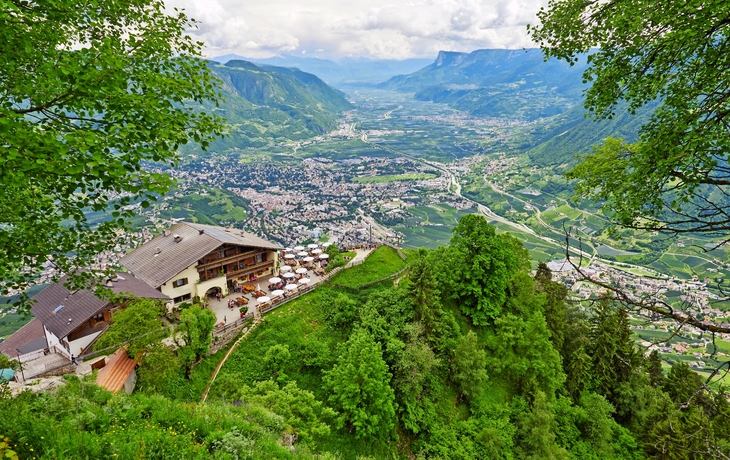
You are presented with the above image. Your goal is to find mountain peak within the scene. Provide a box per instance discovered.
[434,51,469,67]
[224,60,260,70]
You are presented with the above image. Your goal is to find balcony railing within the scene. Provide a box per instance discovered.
[197,249,267,270]
[198,259,274,281]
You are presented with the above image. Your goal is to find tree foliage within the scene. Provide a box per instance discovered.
[263,344,291,381]
[517,391,569,460]
[530,0,730,240]
[0,0,224,307]
[486,313,565,399]
[443,214,529,325]
[322,293,359,330]
[534,263,569,352]
[235,380,336,446]
[136,343,180,394]
[589,298,639,404]
[93,298,167,356]
[323,329,396,440]
[174,306,216,378]
[394,323,440,434]
[647,350,665,389]
[451,330,488,402]
[0,354,21,372]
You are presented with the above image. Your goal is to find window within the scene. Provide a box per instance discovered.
[173,278,188,287]
[255,253,263,264]
[173,293,191,304]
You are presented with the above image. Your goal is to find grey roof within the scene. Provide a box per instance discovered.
[0,318,46,358]
[30,273,169,340]
[18,336,48,355]
[120,222,283,288]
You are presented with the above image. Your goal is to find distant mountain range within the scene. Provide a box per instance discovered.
[182,60,352,154]
[200,50,654,169]
[378,48,657,165]
[210,54,433,86]
[380,49,590,121]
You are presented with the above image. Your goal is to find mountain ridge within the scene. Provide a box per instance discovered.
[181,59,352,154]
[380,48,589,121]
[210,53,433,86]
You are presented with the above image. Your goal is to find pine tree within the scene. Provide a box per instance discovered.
[647,350,665,388]
[589,298,638,400]
[663,361,702,405]
[518,391,569,460]
[534,262,569,352]
[561,307,592,403]
[408,249,441,330]
[323,329,396,440]
[564,344,592,403]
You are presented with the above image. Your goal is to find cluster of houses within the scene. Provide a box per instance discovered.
[0,222,281,392]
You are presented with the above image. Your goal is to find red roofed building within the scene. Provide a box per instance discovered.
[96,347,139,394]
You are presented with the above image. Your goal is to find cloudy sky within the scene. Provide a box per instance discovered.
[167,0,548,60]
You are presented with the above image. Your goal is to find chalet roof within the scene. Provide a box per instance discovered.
[96,347,138,394]
[0,318,46,358]
[30,273,170,340]
[119,222,283,288]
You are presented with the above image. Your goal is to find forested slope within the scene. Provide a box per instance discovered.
[181,60,353,154]
[204,216,730,459]
[527,102,658,168]
[2,217,727,459]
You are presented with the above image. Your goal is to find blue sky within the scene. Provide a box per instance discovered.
[168,0,548,60]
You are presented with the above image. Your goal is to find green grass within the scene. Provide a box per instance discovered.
[325,250,356,271]
[707,338,730,355]
[330,246,407,287]
[0,311,32,339]
[210,285,399,458]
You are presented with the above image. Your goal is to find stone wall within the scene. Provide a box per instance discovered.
[35,362,76,379]
[209,317,253,354]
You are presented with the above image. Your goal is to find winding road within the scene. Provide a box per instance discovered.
[349,122,669,277]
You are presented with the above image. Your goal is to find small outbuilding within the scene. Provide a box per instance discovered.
[96,348,139,394]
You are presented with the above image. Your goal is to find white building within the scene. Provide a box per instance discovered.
[120,222,282,305]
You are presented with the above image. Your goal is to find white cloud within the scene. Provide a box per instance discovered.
[167,0,547,60]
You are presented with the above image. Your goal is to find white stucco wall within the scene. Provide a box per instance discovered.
[68,330,104,356]
[160,264,200,303]
[195,276,228,299]
[16,349,45,363]
[43,326,70,358]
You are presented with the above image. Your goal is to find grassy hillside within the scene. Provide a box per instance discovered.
[330,246,407,287]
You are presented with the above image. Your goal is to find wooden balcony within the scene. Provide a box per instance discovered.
[197,248,268,270]
[68,318,109,342]
[198,259,274,282]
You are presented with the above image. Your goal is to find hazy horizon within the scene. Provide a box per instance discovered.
[166,0,547,61]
